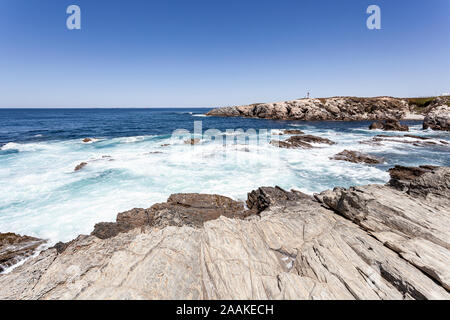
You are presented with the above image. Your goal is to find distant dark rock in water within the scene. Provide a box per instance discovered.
[423,105,450,131]
[161,144,170,147]
[403,134,431,140]
[184,138,201,145]
[74,162,88,171]
[271,134,336,149]
[331,150,382,164]
[82,138,92,143]
[246,186,310,214]
[0,233,45,273]
[283,129,304,135]
[92,194,251,240]
[369,119,409,131]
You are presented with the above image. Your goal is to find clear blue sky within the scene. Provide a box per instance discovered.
[0,0,449,108]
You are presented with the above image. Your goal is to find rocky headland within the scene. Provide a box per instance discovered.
[206,96,450,131]
[1,166,449,300]
[423,105,450,131]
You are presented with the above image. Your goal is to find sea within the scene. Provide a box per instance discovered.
[0,108,449,245]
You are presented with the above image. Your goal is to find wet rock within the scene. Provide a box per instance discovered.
[184,138,201,145]
[92,194,249,239]
[384,119,409,131]
[369,119,409,132]
[0,233,45,273]
[3,168,450,299]
[246,186,311,214]
[82,138,92,143]
[407,166,450,198]
[271,135,336,149]
[315,167,450,291]
[331,150,382,164]
[387,165,437,191]
[423,105,450,131]
[92,208,151,239]
[51,236,89,254]
[404,134,432,140]
[161,144,170,147]
[290,135,335,145]
[2,167,450,300]
[52,242,69,254]
[206,97,415,121]
[360,135,447,147]
[74,162,88,171]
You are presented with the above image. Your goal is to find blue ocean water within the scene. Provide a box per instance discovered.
[0,108,449,245]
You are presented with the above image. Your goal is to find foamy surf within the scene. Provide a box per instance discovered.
[0,118,449,246]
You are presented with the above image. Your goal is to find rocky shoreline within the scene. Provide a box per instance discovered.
[206,96,450,131]
[1,165,449,300]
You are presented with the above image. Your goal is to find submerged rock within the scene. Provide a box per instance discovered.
[331,150,382,164]
[206,97,416,121]
[246,186,310,214]
[387,165,437,191]
[1,167,449,300]
[74,162,88,171]
[387,165,449,198]
[423,105,450,131]
[0,233,45,273]
[82,138,93,143]
[315,167,450,291]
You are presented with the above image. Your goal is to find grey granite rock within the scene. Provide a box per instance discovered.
[1,168,449,300]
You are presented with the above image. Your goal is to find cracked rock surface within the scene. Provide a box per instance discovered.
[0,168,449,300]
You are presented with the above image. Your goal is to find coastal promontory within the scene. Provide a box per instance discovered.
[1,166,449,300]
[206,96,449,123]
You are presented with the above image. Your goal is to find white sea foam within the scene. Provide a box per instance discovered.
[0,125,448,246]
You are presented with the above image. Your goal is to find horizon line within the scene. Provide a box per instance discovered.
[0,94,448,109]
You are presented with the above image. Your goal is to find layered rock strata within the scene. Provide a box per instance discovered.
[1,167,449,300]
